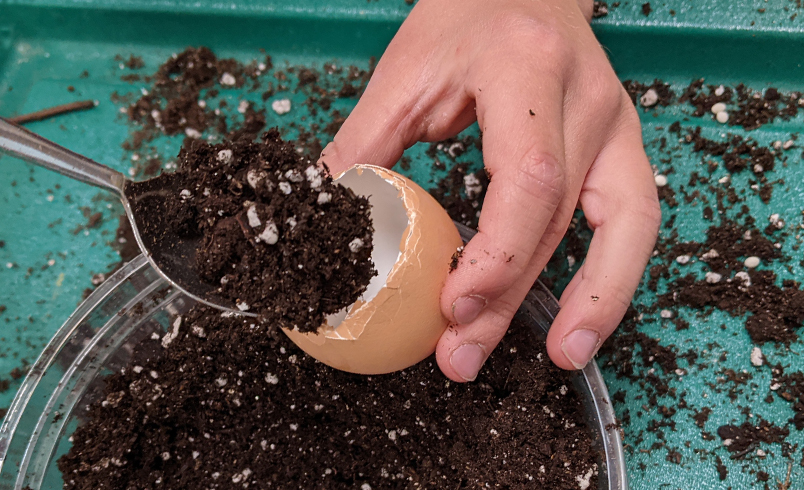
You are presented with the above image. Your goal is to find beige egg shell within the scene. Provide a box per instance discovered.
[282,165,463,374]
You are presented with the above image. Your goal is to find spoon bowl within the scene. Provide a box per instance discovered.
[0,117,253,316]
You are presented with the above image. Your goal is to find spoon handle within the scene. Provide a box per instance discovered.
[0,118,126,196]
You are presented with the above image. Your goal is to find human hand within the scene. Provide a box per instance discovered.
[321,0,661,381]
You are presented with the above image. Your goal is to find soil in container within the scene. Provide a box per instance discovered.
[58,304,600,490]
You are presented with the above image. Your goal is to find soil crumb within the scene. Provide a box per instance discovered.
[126,129,376,331]
[430,163,489,229]
[656,219,804,344]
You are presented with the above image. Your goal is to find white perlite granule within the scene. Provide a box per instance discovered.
[769,213,785,229]
[279,181,293,195]
[236,302,250,311]
[317,192,332,204]
[750,346,763,367]
[744,256,760,268]
[711,102,727,114]
[349,238,364,253]
[705,272,722,284]
[640,88,659,107]
[161,316,182,348]
[237,100,249,114]
[576,467,596,490]
[246,170,268,190]
[285,169,304,182]
[265,373,279,384]
[184,128,202,139]
[246,205,262,228]
[305,165,324,189]
[734,271,752,287]
[258,221,279,245]
[701,249,720,261]
[675,255,691,265]
[464,174,483,198]
[220,72,236,86]
[217,149,233,164]
[272,98,291,115]
[654,174,668,187]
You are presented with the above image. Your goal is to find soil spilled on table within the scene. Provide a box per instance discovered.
[58,305,600,490]
[125,129,376,331]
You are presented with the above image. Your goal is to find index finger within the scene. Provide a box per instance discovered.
[440,66,569,323]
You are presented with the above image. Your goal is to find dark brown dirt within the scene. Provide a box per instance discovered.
[123,47,257,149]
[717,419,789,457]
[430,163,489,229]
[680,80,801,130]
[592,1,609,18]
[58,305,599,490]
[125,130,376,331]
[656,220,804,345]
[771,364,804,430]
[622,79,675,107]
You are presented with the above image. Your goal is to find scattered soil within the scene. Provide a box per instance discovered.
[622,79,675,107]
[58,305,599,490]
[430,163,488,229]
[655,218,804,345]
[641,2,652,16]
[592,1,609,18]
[772,365,804,430]
[717,419,789,458]
[124,47,262,149]
[116,54,145,70]
[126,130,376,331]
[680,80,802,130]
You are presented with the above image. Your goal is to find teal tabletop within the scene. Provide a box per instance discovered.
[1,1,803,488]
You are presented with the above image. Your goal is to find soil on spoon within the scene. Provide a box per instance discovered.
[126,129,376,332]
[58,305,600,490]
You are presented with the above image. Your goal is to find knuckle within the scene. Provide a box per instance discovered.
[607,284,634,311]
[632,193,662,234]
[488,294,522,322]
[583,71,625,116]
[511,149,566,209]
[491,13,572,66]
[476,254,527,300]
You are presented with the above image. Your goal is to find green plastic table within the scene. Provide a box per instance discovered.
[1,1,803,488]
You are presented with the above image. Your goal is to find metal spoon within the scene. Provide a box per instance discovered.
[0,117,252,316]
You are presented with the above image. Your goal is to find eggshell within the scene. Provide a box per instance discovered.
[282,164,462,374]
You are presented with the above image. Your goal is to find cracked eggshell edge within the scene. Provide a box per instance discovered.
[281,165,462,374]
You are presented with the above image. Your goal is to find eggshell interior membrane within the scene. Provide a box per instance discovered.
[282,164,463,374]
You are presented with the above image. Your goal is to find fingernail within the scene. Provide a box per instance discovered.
[452,295,487,324]
[561,329,601,369]
[450,343,487,382]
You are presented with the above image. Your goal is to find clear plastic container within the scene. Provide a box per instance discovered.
[0,252,627,490]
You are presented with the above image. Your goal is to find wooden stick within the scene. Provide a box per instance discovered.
[8,100,98,125]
